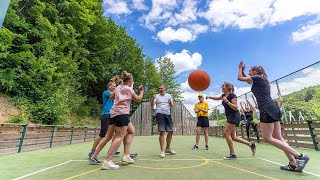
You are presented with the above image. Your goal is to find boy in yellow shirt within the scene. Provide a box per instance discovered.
[192,94,209,150]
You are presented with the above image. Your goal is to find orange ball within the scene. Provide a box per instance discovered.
[188,70,211,91]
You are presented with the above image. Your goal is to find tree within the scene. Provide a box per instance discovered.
[156,57,182,101]
[209,108,225,120]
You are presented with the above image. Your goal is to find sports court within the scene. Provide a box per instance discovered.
[2,136,319,180]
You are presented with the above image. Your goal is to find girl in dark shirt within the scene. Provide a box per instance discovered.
[237,61,309,172]
[207,82,256,159]
[240,101,258,141]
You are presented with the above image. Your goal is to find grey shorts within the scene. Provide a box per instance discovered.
[156,113,173,132]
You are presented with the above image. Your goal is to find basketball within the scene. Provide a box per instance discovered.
[188,70,210,91]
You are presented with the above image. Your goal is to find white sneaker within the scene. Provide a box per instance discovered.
[165,148,176,155]
[121,154,134,164]
[101,161,119,170]
[160,151,165,158]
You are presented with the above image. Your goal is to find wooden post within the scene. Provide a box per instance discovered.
[307,120,318,151]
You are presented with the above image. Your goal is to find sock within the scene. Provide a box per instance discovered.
[106,160,112,164]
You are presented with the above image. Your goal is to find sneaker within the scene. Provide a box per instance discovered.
[192,145,199,150]
[295,153,310,172]
[88,150,95,158]
[205,145,209,150]
[121,154,134,164]
[250,142,256,156]
[224,154,237,160]
[89,157,102,165]
[101,161,119,170]
[130,153,138,159]
[160,151,165,158]
[165,148,176,155]
[115,151,121,156]
[280,163,296,172]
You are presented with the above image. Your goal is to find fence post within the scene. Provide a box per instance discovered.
[18,124,28,153]
[306,120,319,151]
[84,127,87,142]
[70,126,74,144]
[50,125,56,148]
[180,102,184,135]
[276,80,287,122]
[140,104,143,136]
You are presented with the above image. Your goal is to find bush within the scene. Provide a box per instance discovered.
[9,115,26,123]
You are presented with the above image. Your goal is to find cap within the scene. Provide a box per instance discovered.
[198,94,204,98]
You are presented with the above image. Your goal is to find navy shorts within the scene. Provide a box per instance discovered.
[156,113,173,132]
[197,116,209,128]
[226,112,241,126]
[260,112,280,123]
[111,114,130,127]
[99,114,110,137]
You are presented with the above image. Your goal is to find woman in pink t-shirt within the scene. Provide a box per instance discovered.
[101,71,144,170]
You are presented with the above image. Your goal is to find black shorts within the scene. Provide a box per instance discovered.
[226,112,241,126]
[197,116,209,128]
[260,112,280,123]
[156,113,173,132]
[99,114,110,137]
[111,114,130,127]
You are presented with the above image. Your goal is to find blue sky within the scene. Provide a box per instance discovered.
[102,0,320,114]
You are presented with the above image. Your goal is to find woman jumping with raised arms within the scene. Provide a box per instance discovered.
[237,61,309,172]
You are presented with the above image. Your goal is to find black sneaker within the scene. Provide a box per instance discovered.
[295,153,310,172]
[250,143,256,156]
[130,153,138,159]
[89,157,102,165]
[224,154,237,160]
[280,163,296,172]
[205,145,209,150]
[88,150,95,158]
[192,145,198,150]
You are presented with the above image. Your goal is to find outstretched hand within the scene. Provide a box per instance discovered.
[239,61,245,71]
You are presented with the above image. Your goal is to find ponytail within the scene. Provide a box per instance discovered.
[251,66,270,85]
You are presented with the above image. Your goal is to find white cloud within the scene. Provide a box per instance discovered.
[164,49,202,75]
[140,0,177,30]
[156,24,208,44]
[292,23,320,43]
[132,0,148,11]
[199,0,274,29]
[270,0,320,25]
[104,0,131,15]
[166,0,198,26]
[156,27,195,44]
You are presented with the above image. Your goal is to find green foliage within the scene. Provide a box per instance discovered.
[217,119,227,125]
[9,114,26,123]
[0,0,168,125]
[209,108,225,120]
[157,57,183,101]
[283,86,320,121]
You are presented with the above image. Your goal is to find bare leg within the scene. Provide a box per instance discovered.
[92,125,115,158]
[260,122,300,158]
[231,128,251,146]
[203,127,209,146]
[166,131,173,149]
[195,127,201,145]
[105,126,127,162]
[272,122,297,166]
[123,122,135,155]
[224,123,235,154]
[159,131,165,150]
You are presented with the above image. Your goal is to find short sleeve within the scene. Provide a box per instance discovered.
[194,103,198,111]
[103,90,110,97]
[251,76,262,85]
[205,102,209,110]
[229,93,237,101]
[128,87,135,95]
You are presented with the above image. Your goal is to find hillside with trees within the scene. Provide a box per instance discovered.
[0,0,182,125]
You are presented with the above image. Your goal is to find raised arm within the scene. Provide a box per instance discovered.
[246,99,254,111]
[151,94,156,108]
[132,85,144,103]
[237,61,253,84]
[251,95,258,109]
[240,101,246,112]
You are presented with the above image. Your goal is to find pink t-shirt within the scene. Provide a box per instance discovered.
[111,85,135,118]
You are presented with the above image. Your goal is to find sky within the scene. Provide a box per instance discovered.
[102,0,320,115]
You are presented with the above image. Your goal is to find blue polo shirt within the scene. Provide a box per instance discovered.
[101,90,114,115]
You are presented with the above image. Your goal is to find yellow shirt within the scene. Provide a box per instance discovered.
[194,102,209,117]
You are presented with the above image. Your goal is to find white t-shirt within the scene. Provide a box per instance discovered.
[155,93,173,115]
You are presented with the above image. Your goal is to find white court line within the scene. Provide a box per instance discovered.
[13,160,72,180]
[259,158,320,178]
[72,158,257,162]
[13,158,320,179]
